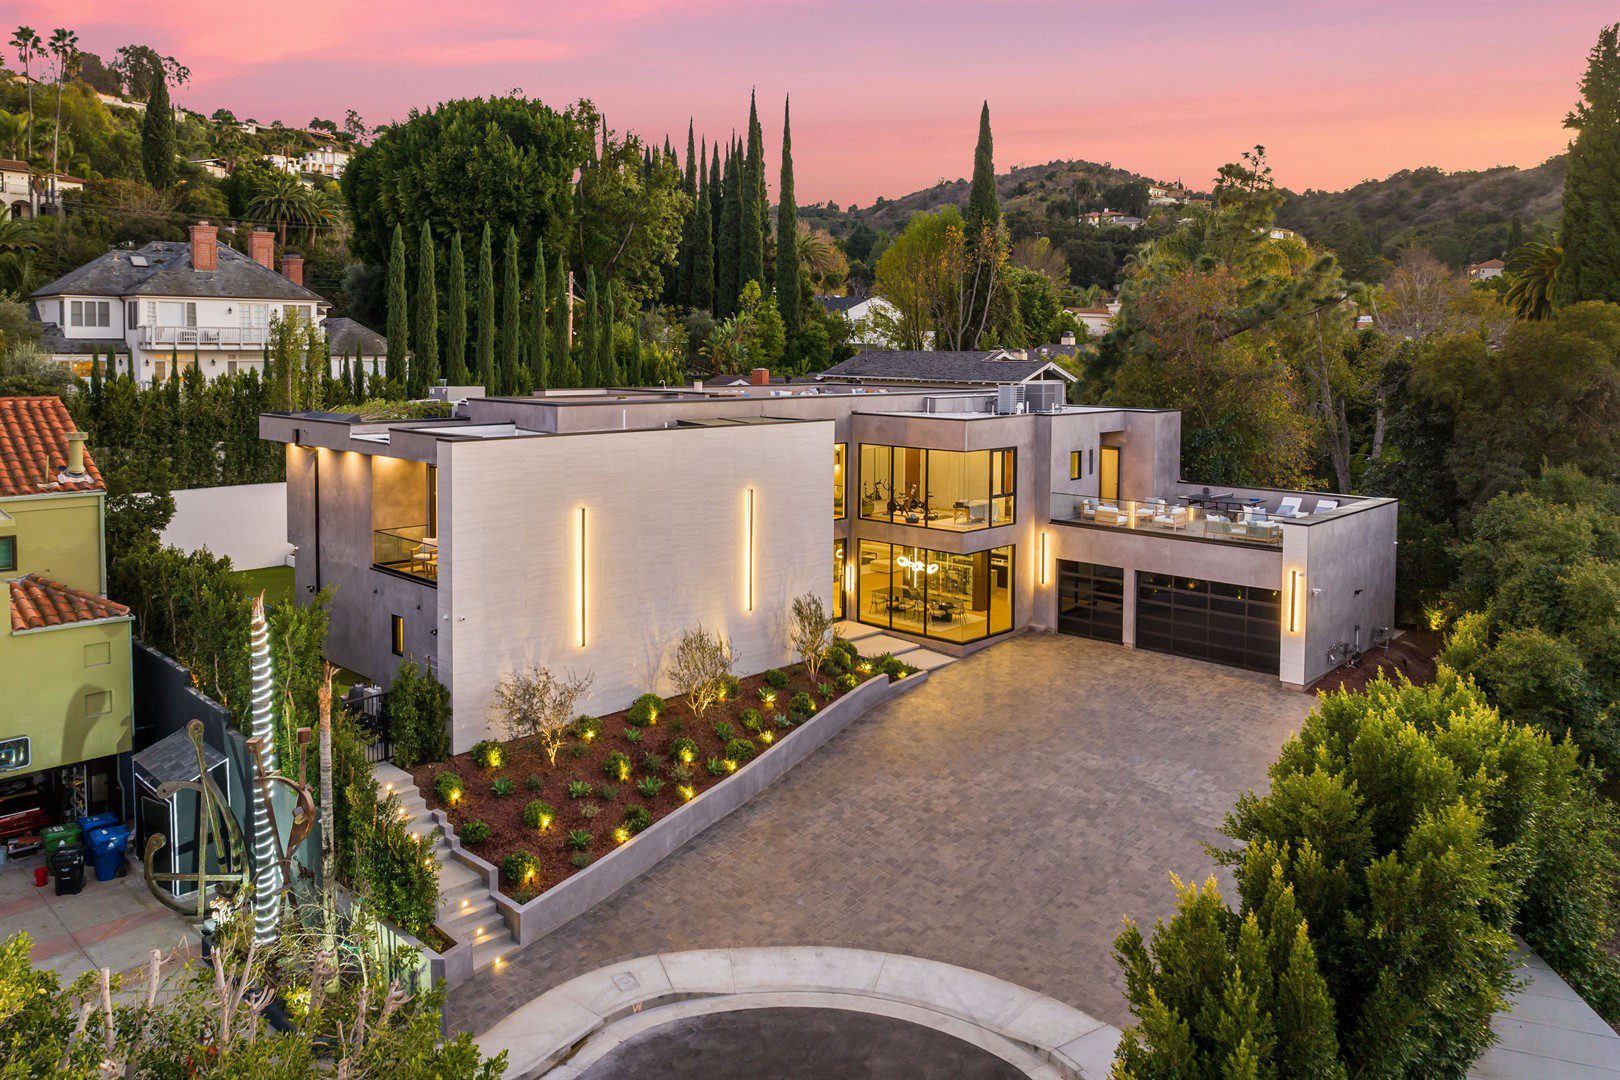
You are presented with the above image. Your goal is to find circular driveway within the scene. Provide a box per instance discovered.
[447,634,1313,1035]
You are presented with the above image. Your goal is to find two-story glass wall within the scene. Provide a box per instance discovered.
[855,539,1013,644]
[857,445,1015,531]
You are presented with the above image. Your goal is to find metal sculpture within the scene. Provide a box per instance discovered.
[141,720,249,919]
[248,594,283,945]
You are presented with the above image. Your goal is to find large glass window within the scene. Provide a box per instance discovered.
[856,540,1014,644]
[833,539,846,620]
[857,444,1016,531]
[833,444,846,520]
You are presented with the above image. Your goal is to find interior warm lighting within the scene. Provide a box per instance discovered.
[895,554,940,575]
[745,487,755,612]
[577,506,588,648]
[1288,570,1303,634]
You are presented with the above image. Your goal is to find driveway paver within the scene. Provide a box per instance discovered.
[445,633,1313,1034]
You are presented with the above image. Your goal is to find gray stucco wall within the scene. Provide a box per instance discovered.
[1289,500,1399,687]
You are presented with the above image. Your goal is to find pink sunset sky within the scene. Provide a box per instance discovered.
[10,0,1613,204]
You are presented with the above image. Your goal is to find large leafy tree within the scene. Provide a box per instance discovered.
[342,95,593,267]
[1555,23,1620,306]
[574,130,687,308]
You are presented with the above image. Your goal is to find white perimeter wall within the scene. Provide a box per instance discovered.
[441,421,832,752]
[161,482,291,570]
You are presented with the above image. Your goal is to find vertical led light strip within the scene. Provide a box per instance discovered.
[745,488,755,612]
[1039,531,1049,585]
[578,507,587,648]
[1288,569,1301,633]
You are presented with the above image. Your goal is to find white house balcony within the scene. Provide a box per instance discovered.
[136,325,271,349]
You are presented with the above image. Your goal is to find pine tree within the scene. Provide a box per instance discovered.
[745,90,767,292]
[499,227,521,394]
[445,231,468,384]
[718,141,742,317]
[141,74,177,190]
[966,100,1001,237]
[550,258,572,383]
[776,96,802,350]
[1555,23,1620,305]
[578,268,599,387]
[529,240,549,388]
[475,223,495,390]
[385,223,409,388]
[691,143,715,312]
[413,221,439,394]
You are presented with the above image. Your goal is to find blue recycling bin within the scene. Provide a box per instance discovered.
[77,812,119,836]
[86,824,130,882]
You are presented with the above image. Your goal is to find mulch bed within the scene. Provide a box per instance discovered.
[410,661,883,902]
[1308,627,1444,696]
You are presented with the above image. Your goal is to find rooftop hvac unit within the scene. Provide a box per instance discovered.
[1026,382,1065,413]
[995,384,1027,415]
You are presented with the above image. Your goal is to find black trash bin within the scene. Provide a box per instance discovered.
[49,845,85,896]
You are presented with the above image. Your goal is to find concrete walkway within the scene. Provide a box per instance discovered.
[1473,944,1620,1078]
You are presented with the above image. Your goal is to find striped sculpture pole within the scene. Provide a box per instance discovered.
[248,594,282,945]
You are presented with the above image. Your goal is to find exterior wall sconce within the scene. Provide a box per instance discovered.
[1039,530,1049,586]
[577,506,587,648]
[1288,569,1305,634]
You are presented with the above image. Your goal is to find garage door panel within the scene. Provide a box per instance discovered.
[1056,560,1125,643]
[1135,573,1280,675]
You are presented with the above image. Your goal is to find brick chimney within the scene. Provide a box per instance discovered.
[750,367,771,386]
[248,229,275,269]
[189,221,218,271]
[281,252,304,287]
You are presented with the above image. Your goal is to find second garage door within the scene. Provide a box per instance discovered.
[1135,572,1281,674]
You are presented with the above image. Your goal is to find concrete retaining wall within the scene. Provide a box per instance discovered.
[161,482,290,570]
[433,669,927,947]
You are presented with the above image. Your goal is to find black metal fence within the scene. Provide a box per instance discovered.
[343,685,391,763]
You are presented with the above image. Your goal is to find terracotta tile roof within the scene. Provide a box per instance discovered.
[0,396,103,498]
[9,574,129,632]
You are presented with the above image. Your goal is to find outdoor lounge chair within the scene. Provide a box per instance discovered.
[1275,496,1307,518]
[1094,504,1128,526]
[1153,506,1189,530]
[1312,498,1340,514]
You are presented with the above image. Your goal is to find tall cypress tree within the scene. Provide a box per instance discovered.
[718,141,742,317]
[88,345,102,404]
[499,227,521,393]
[708,142,723,300]
[745,90,767,292]
[529,240,549,388]
[629,317,645,386]
[475,223,495,391]
[677,119,698,306]
[578,268,599,386]
[1555,23,1620,306]
[965,100,1001,238]
[385,223,409,388]
[691,144,715,312]
[601,282,617,384]
[445,231,468,384]
[776,96,801,349]
[550,257,572,384]
[141,74,177,190]
[413,221,439,394]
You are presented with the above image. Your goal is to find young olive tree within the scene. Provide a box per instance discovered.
[667,624,734,717]
[790,592,835,679]
[492,665,595,765]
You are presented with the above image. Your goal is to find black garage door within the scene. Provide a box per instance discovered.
[1135,572,1281,674]
[1057,560,1125,643]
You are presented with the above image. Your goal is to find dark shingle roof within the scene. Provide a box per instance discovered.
[29,241,326,304]
[817,350,1075,386]
[28,312,124,356]
[815,295,866,315]
[323,317,387,356]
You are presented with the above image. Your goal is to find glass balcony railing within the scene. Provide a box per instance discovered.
[373,524,438,581]
[1049,494,1285,547]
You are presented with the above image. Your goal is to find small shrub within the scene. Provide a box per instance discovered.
[789,691,816,721]
[624,727,645,744]
[523,774,543,792]
[713,720,736,741]
[570,851,593,869]
[572,715,602,742]
[567,743,588,760]
[773,712,793,730]
[596,783,620,801]
[433,772,464,804]
[716,673,741,703]
[522,799,556,830]
[705,756,728,776]
[668,762,695,782]
[566,829,592,851]
[670,737,699,764]
[724,737,757,763]
[877,657,909,679]
[836,673,859,692]
[818,681,835,701]
[669,718,687,734]
[832,636,859,662]
[567,779,592,799]
[641,751,665,771]
[459,820,491,846]
[740,708,763,733]
[637,775,663,798]
[628,693,665,727]
[822,648,849,676]
[387,659,452,768]
[602,750,633,782]
[470,740,504,770]
[580,803,601,820]
[624,804,653,833]
[501,850,542,889]
[757,684,780,708]
[490,777,515,798]
[763,669,790,691]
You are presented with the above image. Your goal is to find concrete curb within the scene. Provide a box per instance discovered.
[475,946,1121,1080]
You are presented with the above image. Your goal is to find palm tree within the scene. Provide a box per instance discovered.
[10,27,41,162]
[0,111,24,159]
[795,221,847,291]
[1504,241,1561,321]
[246,170,315,247]
[46,27,76,211]
[0,216,42,295]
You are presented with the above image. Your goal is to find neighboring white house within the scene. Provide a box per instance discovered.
[815,294,905,350]
[28,223,329,383]
[1068,301,1120,336]
[190,158,231,179]
[2,158,86,220]
[1080,209,1144,230]
[1467,259,1506,281]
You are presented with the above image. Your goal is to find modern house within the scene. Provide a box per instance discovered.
[28,223,328,382]
[817,350,1077,388]
[262,380,1396,752]
[0,396,134,825]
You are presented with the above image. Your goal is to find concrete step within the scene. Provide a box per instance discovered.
[442,897,501,939]
[474,936,520,971]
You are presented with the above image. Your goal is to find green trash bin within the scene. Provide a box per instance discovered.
[42,823,80,858]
